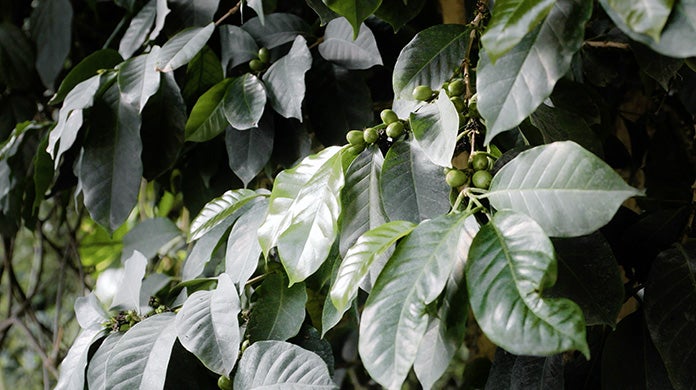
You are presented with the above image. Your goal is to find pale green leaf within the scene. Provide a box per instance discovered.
[121,217,182,261]
[117,46,161,112]
[31,0,73,88]
[241,13,312,49]
[156,23,215,72]
[55,329,104,390]
[119,0,156,59]
[263,35,312,120]
[86,332,123,390]
[109,251,147,312]
[223,73,267,130]
[74,293,108,331]
[318,18,383,69]
[225,198,268,285]
[247,0,265,25]
[409,89,459,167]
[189,188,260,241]
[604,0,674,42]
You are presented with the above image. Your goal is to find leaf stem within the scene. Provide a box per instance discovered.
[215,1,242,26]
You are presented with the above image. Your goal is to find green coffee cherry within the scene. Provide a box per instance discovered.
[249,59,265,71]
[363,127,379,144]
[445,169,468,188]
[447,78,465,96]
[258,47,270,63]
[386,122,405,138]
[218,376,233,390]
[412,85,433,101]
[471,153,489,171]
[346,130,365,146]
[347,144,366,155]
[450,96,465,112]
[472,170,492,189]
[380,109,399,125]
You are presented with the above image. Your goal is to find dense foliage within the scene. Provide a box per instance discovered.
[0,0,695,388]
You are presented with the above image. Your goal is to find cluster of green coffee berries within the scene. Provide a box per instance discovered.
[445,153,492,190]
[345,108,406,153]
[249,47,270,72]
[104,310,141,332]
[412,78,478,123]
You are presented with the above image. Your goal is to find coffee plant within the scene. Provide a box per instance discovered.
[0,0,695,388]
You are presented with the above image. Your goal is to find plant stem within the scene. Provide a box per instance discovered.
[215,1,242,26]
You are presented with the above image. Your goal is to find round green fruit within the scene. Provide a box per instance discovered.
[380,109,399,125]
[447,78,465,96]
[347,144,366,155]
[218,376,232,390]
[472,170,492,189]
[412,85,433,101]
[363,127,379,144]
[471,153,489,171]
[450,96,465,112]
[445,169,468,188]
[346,130,365,146]
[386,122,404,138]
[258,47,270,63]
[249,59,265,71]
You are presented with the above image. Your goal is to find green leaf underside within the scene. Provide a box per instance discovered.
[219,25,259,71]
[55,328,104,390]
[233,341,337,389]
[175,274,240,375]
[323,0,382,37]
[481,0,556,62]
[331,220,416,313]
[409,89,459,167]
[486,141,643,237]
[157,23,215,72]
[241,13,312,49]
[358,213,477,389]
[185,78,233,142]
[262,35,312,120]
[189,188,259,241]
[225,198,268,285]
[109,251,147,312]
[223,73,267,130]
[119,0,156,59]
[318,18,383,70]
[477,0,592,143]
[466,210,589,358]
[604,0,674,42]
[117,47,161,113]
[392,24,468,116]
[87,332,123,389]
[246,273,307,342]
[121,218,181,262]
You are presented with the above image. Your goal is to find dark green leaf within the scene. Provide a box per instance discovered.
[289,326,335,376]
[603,0,674,42]
[322,0,382,37]
[54,329,104,390]
[392,24,468,116]
[225,198,268,285]
[87,332,123,390]
[477,0,591,143]
[0,95,36,140]
[318,18,382,70]
[241,13,312,49]
[633,43,684,90]
[262,35,312,120]
[223,73,267,130]
[169,0,219,27]
[379,139,451,223]
[644,243,696,389]
[359,212,476,389]
[481,0,556,62]
[104,313,177,389]
[321,253,346,335]
[109,251,147,311]
[50,49,122,105]
[80,86,142,232]
[189,188,259,241]
[219,25,259,72]
[121,218,182,261]
[485,348,564,389]
[0,23,36,91]
[117,47,161,112]
[185,78,233,142]
[528,103,602,156]
[486,141,643,237]
[175,273,240,375]
[31,0,73,88]
[182,46,223,105]
[32,134,53,212]
[118,0,156,59]
[233,341,337,388]
[225,113,274,187]
[466,210,589,358]
[374,0,427,32]
[409,89,459,167]
[156,23,215,72]
[246,273,307,342]
[306,0,339,25]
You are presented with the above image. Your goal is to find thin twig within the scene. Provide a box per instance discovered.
[583,40,631,50]
[215,1,242,26]
[13,319,58,379]
[308,37,324,50]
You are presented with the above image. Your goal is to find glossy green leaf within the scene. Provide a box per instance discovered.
[109,251,147,312]
[263,35,312,120]
[247,0,266,25]
[600,0,696,57]
[185,78,233,142]
[119,0,156,59]
[156,23,215,72]
[374,0,427,32]
[117,47,161,112]
[338,145,387,256]
[225,198,268,285]
[219,25,259,71]
[603,0,674,42]
[176,273,241,375]
[241,13,312,49]
[189,188,260,241]
[391,24,468,116]
[121,217,182,261]
[527,103,602,156]
[54,328,104,390]
[225,113,274,187]
[644,243,696,389]
[323,0,382,36]
[486,141,643,237]
[330,220,415,312]
[466,210,589,358]
[233,341,337,389]
[168,0,219,27]
[104,313,177,390]
[50,49,122,105]
[223,73,267,130]
[485,348,564,389]
[359,212,476,389]
[318,18,382,70]
[379,139,451,223]
[276,148,347,284]
[182,46,223,105]
[477,0,591,143]
[87,332,123,390]
[246,273,307,342]
[31,0,73,88]
[409,89,459,167]
[481,0,555,62]
[258,146,341,256]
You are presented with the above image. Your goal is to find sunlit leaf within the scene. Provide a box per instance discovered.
[263,35,312,120]
[223,73,267,130]
[409,89,459,167]
[110,251,147,312]
[157,23,215,72]
[318,18,382,70]
[189,188,260,241]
